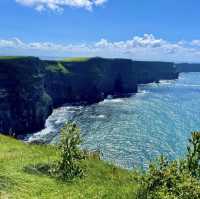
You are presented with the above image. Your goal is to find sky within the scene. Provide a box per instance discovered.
[1,0,200,62]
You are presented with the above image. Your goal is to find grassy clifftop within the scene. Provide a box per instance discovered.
[0,135,137,199]
[0,56,34,60]
[63,57,91,62]
[45,61,70,75]
[1,133,200,199]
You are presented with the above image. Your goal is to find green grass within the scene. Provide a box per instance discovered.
[63,57,91,62]
[0,56,33,60]
[46,62,70,74]
[0,135,138,199]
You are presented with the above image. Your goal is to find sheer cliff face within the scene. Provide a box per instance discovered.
[0,57,179,135]
[44,58,138,106]
[45,58,137,106]
[135,61,178,84]
[44,59,179,108]
[0,58,53,135]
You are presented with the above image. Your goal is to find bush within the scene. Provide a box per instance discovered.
[186,132,200,178]
[51,122,85,181]
[136,132,200,199]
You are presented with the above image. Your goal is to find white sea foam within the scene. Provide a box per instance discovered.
[26,105,78,143]
[90,114,106,119]
[26,118,56,143]
[99,98,125,105]
[137,90,150,95]
[159,80,174,84]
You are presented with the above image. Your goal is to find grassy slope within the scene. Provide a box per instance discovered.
[0,135,137,199]
[45,62,70,74]
[63,57,91,62]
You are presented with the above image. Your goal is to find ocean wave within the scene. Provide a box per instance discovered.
[137,90,150,95]
[159,80,175,84]
[99,98,125,104]
[26,126,56,143]
[59,106,83,111]
[90,114,106,119]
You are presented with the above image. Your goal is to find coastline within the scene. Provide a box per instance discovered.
[0,56,178,136]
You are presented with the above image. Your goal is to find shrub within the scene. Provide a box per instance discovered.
[51,122,85,181]
[186,132,200,178]
[136,132,200,199]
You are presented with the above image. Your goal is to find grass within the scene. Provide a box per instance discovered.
[0,56,33,60]
[46,62,70,74]
[0,135,138,199]
[63,57,91,62]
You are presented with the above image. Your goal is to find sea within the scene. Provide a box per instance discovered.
[26,73,200,169]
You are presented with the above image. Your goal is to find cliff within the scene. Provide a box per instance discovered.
[44,58,178,107]
[135,61,178,84]
[176,63,200,72]
[0,57,53,135]
[44,58,137,107]
[0,57,178,135]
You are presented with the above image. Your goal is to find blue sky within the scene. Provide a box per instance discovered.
[1,0,200,62]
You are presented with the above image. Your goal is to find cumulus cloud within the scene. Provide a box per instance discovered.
[15,0,107,12]
[1,34,200,62]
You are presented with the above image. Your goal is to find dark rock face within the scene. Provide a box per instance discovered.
[0,57,179,135]
[44,58,137,106]
[0,57,53,135]
[176,63,200,72]
[135,61,179,84]
[44,59,179,108]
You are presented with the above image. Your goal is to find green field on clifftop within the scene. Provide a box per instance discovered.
[0,135,137,199]
[63,57,91,62]
[0,56,34,60]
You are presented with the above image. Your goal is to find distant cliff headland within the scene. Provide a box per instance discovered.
[0,56,191,136]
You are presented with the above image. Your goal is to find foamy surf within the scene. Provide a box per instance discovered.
[99,98,125,105]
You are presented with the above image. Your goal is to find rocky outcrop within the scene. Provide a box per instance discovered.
[0,57,179,135]
[176,63,200,72]
[0,57,53,135]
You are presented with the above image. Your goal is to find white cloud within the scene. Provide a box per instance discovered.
[94,0,107,6]
[2,34,200,62]
[0,38,26,48]
[15,0,107,12]
[191,40,200,47]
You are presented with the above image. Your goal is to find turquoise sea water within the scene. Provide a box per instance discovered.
[27,73,200,169]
